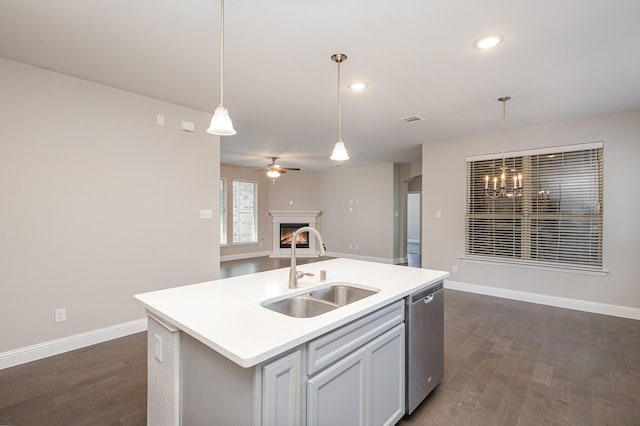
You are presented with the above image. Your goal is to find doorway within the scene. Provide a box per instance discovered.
[406,191,421,268]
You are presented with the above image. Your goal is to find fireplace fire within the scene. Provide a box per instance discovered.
[280,223,310,249]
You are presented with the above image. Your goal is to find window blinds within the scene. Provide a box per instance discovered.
[466,144,603,269]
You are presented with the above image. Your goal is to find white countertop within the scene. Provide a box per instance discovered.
[134,258,448,368]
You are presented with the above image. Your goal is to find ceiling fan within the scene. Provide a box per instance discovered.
[264,157,301,182]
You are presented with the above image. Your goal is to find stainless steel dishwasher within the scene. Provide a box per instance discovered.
[405,280,444,414]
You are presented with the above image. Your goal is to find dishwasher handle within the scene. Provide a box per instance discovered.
[407,280,443,305]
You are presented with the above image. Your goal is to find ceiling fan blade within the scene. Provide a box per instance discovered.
[279,167,301,171]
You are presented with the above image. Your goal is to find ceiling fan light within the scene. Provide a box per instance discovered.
[330,139,350,161]
[266,169,280,178]
[207,105,236,136]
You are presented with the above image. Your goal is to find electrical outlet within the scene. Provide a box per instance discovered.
[55,308,66,323]
[355,244,359,250]
[349,243,353,249]
[180,120,195,132]
[154,334,163,362]
[452,265,458,273]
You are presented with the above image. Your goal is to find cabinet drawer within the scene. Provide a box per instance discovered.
[307,300,404,375]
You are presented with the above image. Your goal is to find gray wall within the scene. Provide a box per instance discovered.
[0,59,220,352]
[268,171,322,212]
[422,108,640,309]
[319,163,396,262]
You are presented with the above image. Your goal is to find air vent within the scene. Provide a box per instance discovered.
[402,115,425,123]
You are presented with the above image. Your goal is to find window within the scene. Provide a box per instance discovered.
[219,179,227,245]
[232,180,258,244]
[465,142,603,270]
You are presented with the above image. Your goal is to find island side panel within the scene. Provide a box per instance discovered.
[182,333,255,425]
[147,315,181,426]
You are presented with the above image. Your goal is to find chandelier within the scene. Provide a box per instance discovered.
[485,96,522,199]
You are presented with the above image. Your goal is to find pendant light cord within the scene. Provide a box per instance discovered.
[337,59,342,141]
[219,0,225,107]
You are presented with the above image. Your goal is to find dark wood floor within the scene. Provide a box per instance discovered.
[1,257,639,425]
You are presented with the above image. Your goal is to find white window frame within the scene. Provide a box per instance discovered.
[232,179,258,244]
[464,142,604,273]
[219,178,227,245]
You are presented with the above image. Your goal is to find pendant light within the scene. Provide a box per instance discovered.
[330,53,350,161]
[207,0,236,136]
[485,96,522,199]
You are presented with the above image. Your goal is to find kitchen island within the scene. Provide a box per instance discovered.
[134,258,448,425]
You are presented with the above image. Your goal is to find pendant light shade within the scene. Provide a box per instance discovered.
[330,53,349,161]
[208,105,236,135]
[330,139,349,161]
[207,0,236,136]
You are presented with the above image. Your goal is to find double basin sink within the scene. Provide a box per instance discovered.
[262,283,379,318]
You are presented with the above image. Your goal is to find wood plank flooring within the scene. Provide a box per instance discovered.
[1,257,639,425]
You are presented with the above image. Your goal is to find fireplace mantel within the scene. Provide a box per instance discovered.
[268,211,321,258]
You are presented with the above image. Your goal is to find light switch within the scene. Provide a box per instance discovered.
[436,211,442,219]
[200,209,213,219]
[156,114,165,126]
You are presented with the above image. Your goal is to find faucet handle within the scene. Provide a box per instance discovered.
[296,271,315,280]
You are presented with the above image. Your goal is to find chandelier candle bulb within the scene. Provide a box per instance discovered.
[485,176,489,189]
[513,175,517,190]
[494,177,497,190]
[518,174,522,189]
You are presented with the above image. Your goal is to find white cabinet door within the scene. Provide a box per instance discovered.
[263,350,302,426]
[368,323,405,426]
[307,346,368,426]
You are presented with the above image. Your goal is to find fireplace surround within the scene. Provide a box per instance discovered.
[268,211,320,258]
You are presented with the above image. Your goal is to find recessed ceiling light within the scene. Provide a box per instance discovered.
[476,34,503,49]
[349,82,367,91]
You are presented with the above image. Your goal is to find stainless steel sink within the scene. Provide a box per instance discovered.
[262,283,379,318]
[309,284,378,307]
[262,295,337,318]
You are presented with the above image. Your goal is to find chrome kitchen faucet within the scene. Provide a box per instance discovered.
[288,227,326,289]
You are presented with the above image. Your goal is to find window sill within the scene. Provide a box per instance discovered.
[461,255,609,276]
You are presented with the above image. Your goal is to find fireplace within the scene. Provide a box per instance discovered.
[280,223,309,249]
[268,211,321,258]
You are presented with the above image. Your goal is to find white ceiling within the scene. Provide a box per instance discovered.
[2,0,639,171]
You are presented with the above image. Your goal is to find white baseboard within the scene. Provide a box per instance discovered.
[445,280,640,321]
[0,318,148,370]
[220,250,271,262]
[329,252,397,265]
